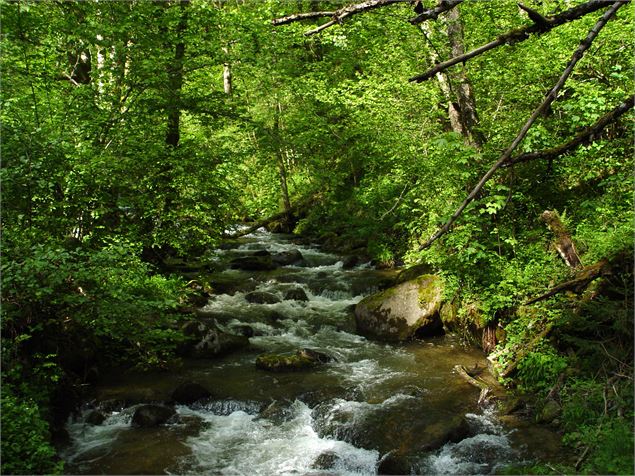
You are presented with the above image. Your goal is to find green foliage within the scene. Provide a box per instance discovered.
[2,238,187,369]
[0,387,64,475]
[517,349,568,394]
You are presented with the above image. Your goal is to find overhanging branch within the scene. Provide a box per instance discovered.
[272,0,461,36]
[418,1,625,250]
[504,95,634,167]
[409,0,614,83]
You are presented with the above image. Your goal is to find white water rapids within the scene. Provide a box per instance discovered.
[61,229,563,475]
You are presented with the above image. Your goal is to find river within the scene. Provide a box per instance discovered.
[61,229,567,475]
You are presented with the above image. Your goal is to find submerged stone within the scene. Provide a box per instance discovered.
[283,288,309,302]
[179,320,249,358]
[84,410,106,425]
[272,250,304,266]
[354,275,444,341]
[131,404,176,427]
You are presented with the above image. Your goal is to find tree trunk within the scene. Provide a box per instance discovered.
[222,46,232,95]
[444,7,484,148]
[166,0,188,148]
[274,102,292,219]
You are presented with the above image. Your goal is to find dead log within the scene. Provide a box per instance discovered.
[454,364,490,391]
[541,210,582,268]
[418,1,625,250]
[525,259,609,305]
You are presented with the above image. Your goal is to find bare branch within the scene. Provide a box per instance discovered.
[272,11,336,26]
[504,95,634,167]
[273,0,457,36]
[418,1,625,250]
[408,0,464,24]
[410,0,614,83]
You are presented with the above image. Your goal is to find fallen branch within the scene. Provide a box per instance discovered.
[418,1,625,250]
[273,0,408,35]
[525,259,609,305]
[504,95,634,167]
[225,194,320,239]
[409,0,614,82]
[454,364,490,391]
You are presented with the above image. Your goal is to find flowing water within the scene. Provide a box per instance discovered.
[61,229,568,475]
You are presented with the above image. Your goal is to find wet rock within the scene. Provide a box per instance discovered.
[298,348,332,363]
[283,288,309,302]
[272,250,304,266]
[245,291,281,304]
[378,451,411,475]
[537,399,561,423]
[180,320,249,358]
[131,404,176,427]
[253,249,271,257]
[230,256,277,271]
[418,416,471,451]
[84,410,106,425]
[255,348,330,372]
[171,382,212,404]
[354,275,444,341]
[395,262,435,284]
[342,255,360,269]
[233,324,255,337]
[312,451,340,470]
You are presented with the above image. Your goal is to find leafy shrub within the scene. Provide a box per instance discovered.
[1,239,188,369]
[0,388,64,475]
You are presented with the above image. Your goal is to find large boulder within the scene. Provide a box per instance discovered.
[245,291,281,304]
[131,404,176,427]
[180,320,249,358]
[354,275,444,341]
[230,256,277,271]
[272,250,304,266]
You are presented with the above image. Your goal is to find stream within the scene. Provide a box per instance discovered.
[61,229,567,475]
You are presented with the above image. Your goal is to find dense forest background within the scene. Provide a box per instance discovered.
[1,0,633,474]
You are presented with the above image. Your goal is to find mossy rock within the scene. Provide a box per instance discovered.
[354,275,444,341]
[255,348,330,372]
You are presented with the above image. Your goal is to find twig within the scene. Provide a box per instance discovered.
[380,183,410,220]
[418,1,625,250]
[575,446,590,471]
